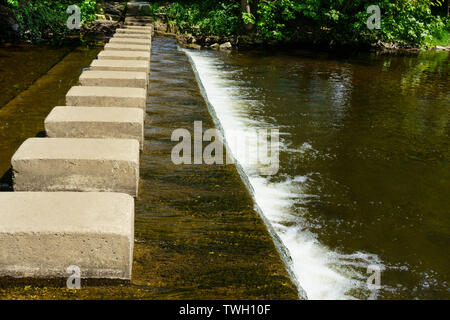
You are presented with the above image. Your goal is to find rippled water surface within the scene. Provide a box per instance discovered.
[185,48,449,299]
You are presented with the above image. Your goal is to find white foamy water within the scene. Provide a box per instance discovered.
[183,49,383,300]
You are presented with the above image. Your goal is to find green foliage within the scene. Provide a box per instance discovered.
[150,0,448,47]
[153,1,242,36]
[253,0,450,47]
[6,0,98,41]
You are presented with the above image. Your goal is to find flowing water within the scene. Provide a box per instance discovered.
[0,38,298,299]
[184,48,449,300]
[0,38,448,300]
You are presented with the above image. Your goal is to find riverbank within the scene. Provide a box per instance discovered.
[1,1,449,53]
[149,1,450,53]
[0,1,123,44]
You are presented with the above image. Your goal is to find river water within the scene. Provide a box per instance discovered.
[184,48,449,300]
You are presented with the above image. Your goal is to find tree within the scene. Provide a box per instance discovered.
[241,0,255,33]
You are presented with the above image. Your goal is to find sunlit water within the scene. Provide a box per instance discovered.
[184,48,449,300]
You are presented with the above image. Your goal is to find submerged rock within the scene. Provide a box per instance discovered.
[219,42,232,50]
[435,45,450,51]
[81,20,122,38]
[210,43,220,50]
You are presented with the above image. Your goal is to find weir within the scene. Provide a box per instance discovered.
[0,2,302,299]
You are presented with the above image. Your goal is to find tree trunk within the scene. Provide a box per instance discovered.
[241,0,255,33]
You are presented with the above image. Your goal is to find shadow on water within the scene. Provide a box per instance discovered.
[0,130,46,191]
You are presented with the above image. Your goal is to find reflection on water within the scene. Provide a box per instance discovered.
[186,48,449,299]
[0,45,101,189]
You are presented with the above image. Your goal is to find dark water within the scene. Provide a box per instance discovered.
[0,44,101,188]
[0,44,74,108]
[185,48,449,299]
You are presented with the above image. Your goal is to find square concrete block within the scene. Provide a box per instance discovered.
[0,192,134,280]
[45,107,144,149]
[113,33,151,40]
[109,37,152,46]
[125,26,153,32]
[12,138,140,196]
[98,50,149,61]
[90,59,149,73]
[66,86,146,110]
[125,17,152,24]
[125,21,153,27]
[104,43,151,52]
[79,70,147,89]
[116,28,152,35]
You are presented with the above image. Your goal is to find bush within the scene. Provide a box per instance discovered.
[252,0,449,46]
[122,0,450,47]
[157,0,242,36]
[6,0,97,41]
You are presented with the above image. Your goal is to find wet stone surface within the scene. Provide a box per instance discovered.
[0,37,298,299]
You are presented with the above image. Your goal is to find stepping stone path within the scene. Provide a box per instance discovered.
[0,192,134,279]
[45,107,144,149]
[66,86,147,109]
[3,10,154,281]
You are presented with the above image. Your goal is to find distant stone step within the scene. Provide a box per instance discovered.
[79,70,147,89]
[113,33,151,40]
[126,2,152,16]
[125,16,152,23]
[98,50,149,61]
[116,28,152,35]
[0,192,134,280]
[104,43,151,53]
[124,21,153,27]
[66,86,146,110]
[124,25,153,32]
[109,37,152,46]
[90,59,149,73]
[45,107,144,149]
[12,138,140,196]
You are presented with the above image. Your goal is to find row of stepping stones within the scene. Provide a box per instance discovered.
[0,15,154,281]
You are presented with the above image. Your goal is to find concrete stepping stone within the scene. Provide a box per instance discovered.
[116,28,152,35]
[0,192,134,280]
[125,22,153,27]
[79,70,147,89]
[109,37,152,46]
[12,138,140,196]
[98,50,149,61]
[90,59,149,73]
[45,107,144,149]
[104,43,151,52]
[125,17,152,23]
[125,25,153,32]
[113,33,151,40]
[66,86,146,110]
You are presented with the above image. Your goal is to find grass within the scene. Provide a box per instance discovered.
[430,29,450,47]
